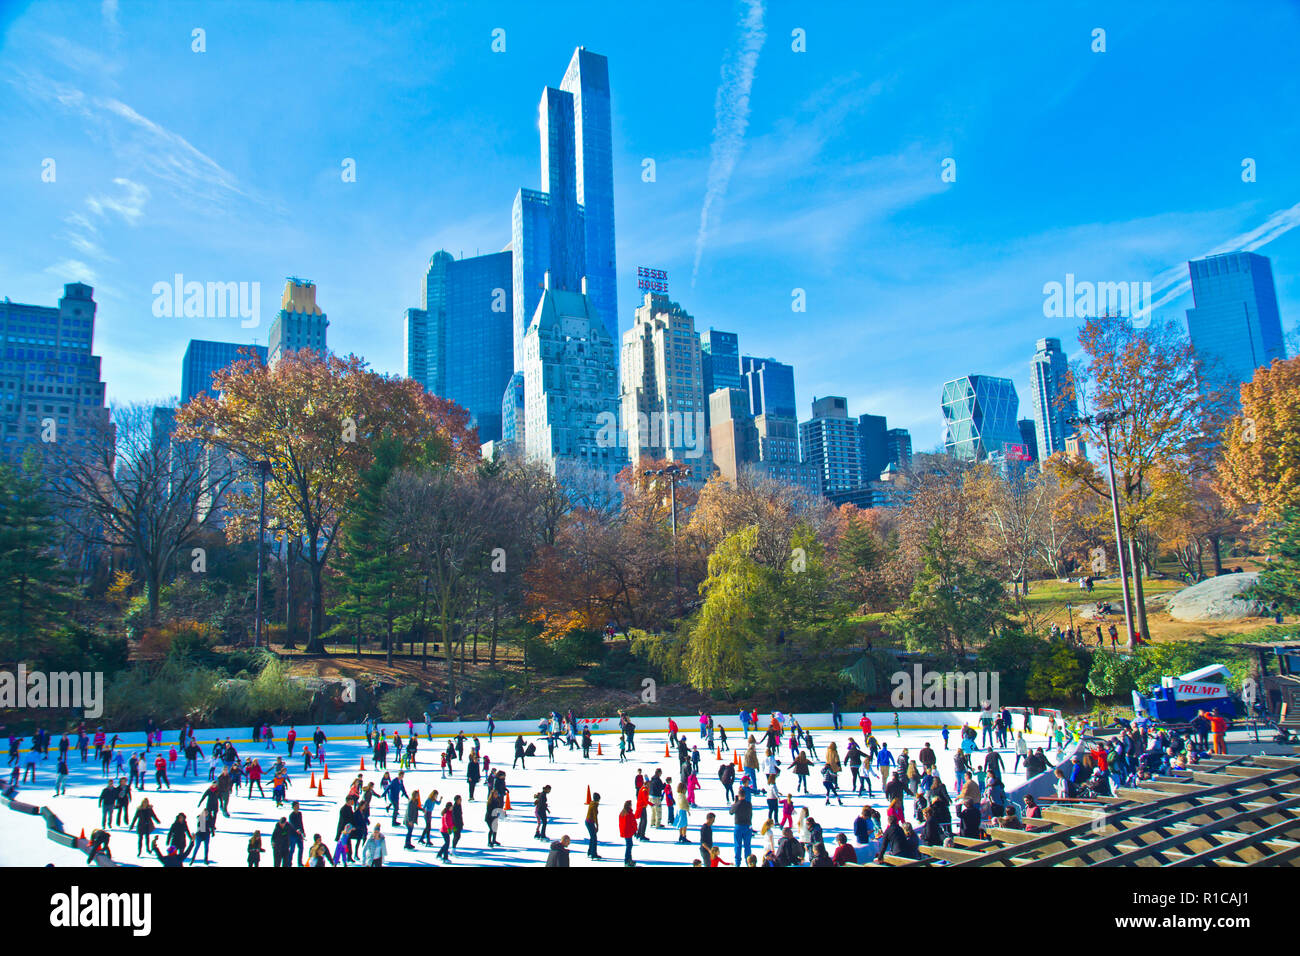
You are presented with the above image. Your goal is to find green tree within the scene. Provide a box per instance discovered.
[885,520,1016,663]
[0,454,74,643]
[1248,507,1300,616]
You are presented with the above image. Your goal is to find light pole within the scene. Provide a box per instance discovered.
[252,460,273,648]
[1068,412,1136,647]
[644,464,689,587]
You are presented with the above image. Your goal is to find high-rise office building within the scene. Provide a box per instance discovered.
[620,293,707,467]
[406,249,513,443]
[561,47,618,349]
[711,387,815,492]
[800,396,862,495]
[181,339,267,404]
[1017,419,1039,463]
[857,413,888,482]
[268,278,328,365]
[510,47,616,376]
[886,427,912,470]
[1029,336,1078,462]
[701,328,741,397]
[522,276,625,478]
[500,371,526,449]
[741,356,797,419]
[0,282,111,463]
[1185,252,1286,389]
[941,374,1021,461]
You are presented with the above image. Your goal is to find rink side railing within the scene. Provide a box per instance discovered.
[26,710,1064,751]
[0,782,121,866]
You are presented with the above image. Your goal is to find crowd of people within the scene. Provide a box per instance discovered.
[4,704,1108,867]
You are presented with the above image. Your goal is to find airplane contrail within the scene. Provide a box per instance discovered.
[691,0,766,287]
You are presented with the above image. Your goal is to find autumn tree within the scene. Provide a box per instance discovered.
[1058,317,1229,639]
[175,350,477,652]
[1220,355,1300,524]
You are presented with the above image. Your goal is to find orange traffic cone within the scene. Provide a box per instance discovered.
[323,764,330,780]
[79,828,86,841]
[360,757,366,771]
[664,742,670,757]
[309,772,316,788]
[317,781,324,797]
[504,790,512,810]
[597,742,603,756]
[585,786,591,805]
[717,747,722,760]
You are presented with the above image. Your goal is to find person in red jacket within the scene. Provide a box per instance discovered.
[635,783,650,840]
[1208,710,1228,755]
[859,714,873,738]
[618,800,637,867]
[667,718,679,748]
[246,759,264,798]
[831,832,858,865]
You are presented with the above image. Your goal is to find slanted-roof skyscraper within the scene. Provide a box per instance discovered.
[1185,252,1286,390]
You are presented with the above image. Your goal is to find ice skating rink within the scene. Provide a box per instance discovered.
[2,715,1062,867]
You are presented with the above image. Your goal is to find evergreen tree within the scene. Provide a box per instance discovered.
[1249,507,1300,616]
[885,519,1016,663]
[0,454,74,644]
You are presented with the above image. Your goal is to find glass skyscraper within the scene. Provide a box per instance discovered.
[182,339,267,404]
[1029,336,1078,462]
[406,249,513,444]
[701,328,741,396]
[857,413,889,482]
[941,374,1022,461]
[561,48,618,349]
[741,356,797,420]
[1185,252,1285,390]
[0,282,110,463]
[510,47,617,375]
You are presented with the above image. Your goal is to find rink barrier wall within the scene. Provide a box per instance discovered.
[10,710,1072,754]
[0,783,120,865]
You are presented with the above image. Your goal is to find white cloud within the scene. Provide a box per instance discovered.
[44,258,98,285]
[85,177,149,225]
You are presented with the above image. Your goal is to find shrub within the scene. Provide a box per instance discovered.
[378,685,426,722]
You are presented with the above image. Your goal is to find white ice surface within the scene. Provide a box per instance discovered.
[4,724,1058,867]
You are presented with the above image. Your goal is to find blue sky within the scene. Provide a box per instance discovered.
[2,0,1298,448]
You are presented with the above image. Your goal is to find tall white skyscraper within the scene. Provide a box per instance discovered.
[522,275,625,478]
[620,292,708,469]
[1029,337,1078,462]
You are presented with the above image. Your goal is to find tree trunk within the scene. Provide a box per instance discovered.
[304,552,327,654]
[1209,535,1224,576]
[490,603,499,668]
[1129,537,1150,641]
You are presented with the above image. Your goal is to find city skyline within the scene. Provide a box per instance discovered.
[3,1,1299,448]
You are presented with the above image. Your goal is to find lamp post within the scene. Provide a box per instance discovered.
[1068,411,1136,647]
[252,460,273,648]
[644,463,689,587]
